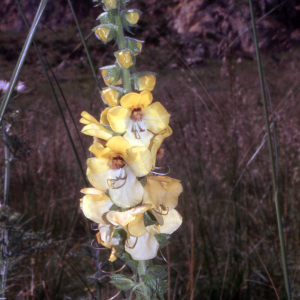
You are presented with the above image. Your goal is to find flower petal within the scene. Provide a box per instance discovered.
[128,213,147,237]
[143,176,167,210]
[147,209,182,235]
[107,106,131,133]
[125,147,152,177]
[139,91,153,108]
[120,92,141,108]
[100,107,111,125]
[80,111,99,125]
[149,134,165,169]
[143,102,170,133]
[82,123,113,140]
[80,188,104,196]
[80,194,113,224]
[125,232,159,260]
[86,157,111,190]
[106,136,130,155]
[108,166,144,208]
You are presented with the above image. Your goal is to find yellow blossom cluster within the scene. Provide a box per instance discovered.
[79,0,182,262]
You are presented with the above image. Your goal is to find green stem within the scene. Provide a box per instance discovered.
[249,1,292,299]
[138,261,149,297]
[115,15,131,93]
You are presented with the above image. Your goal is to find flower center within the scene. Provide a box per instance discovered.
[109,156,125,170]
[130,108,143,121]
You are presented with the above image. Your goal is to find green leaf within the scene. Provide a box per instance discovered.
[110,274,136,290]
[112,228,127,243]
[106,66,122,85]
[144,211,158,227]
[135,290,150,300]
[140,275,157,291]
[97,11,114,24]
[148,265,168,280]
[118,250,139,275]
[157,279,168,300]
[154,234,171,249]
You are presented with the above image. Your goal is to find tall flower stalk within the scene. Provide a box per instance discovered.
[79,0,182,298]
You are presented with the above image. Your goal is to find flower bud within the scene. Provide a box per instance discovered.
[124,11,140,25]
[94,25,114,43]
[135,73,156,91]
[125,38,143,56]
[101,66,122,86]
[103,0,117,10]
[101,87,123,107]
[115,50,134,69]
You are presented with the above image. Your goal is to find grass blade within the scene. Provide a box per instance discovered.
[0,0,48,123]
[248,1,292,299]
[67,0,103,95]
[16,0,88,187]
[2,121,10,206]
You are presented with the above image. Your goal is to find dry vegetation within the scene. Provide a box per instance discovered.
[1,12,300,300]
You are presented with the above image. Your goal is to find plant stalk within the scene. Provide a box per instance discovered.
[248,1,291,299]
[138,261,150,297]
[114,15,131,93]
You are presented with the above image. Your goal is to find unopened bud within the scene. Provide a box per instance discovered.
[101,87,123,106]
[115,50,134,69]
[135,73,156,91]
[94,25,114,43]
[101,66,122,86]
[103,0,117,10]
[124,11,140,25]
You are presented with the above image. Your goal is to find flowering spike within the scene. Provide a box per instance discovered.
[79,0,182,297]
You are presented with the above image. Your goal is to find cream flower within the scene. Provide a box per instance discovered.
[106,204,182,260]
[107,205,159,260]
[107,91,170,147]
[86,136,152,208]
[80,188,119,261]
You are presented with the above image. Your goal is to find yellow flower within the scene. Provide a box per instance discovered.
[124,12,140,25]
[107,91,170,147]
[115,50,134,69]
[103,0,117,10]
[95,27,114,43]
[143,175,183,224]
[136,74,156,92]
[149,126,172,169]
[101,87,122,107]
[80,111,113,141]
[87,136,152,207]
[101,68,122,86]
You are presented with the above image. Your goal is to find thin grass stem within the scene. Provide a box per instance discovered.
[0,0,48,124]
[16,0,88,187]
[67,0,103,94]
[2,121,10,206]
[249,1,292,299]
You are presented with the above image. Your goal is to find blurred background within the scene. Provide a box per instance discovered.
[1,0,300,299]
